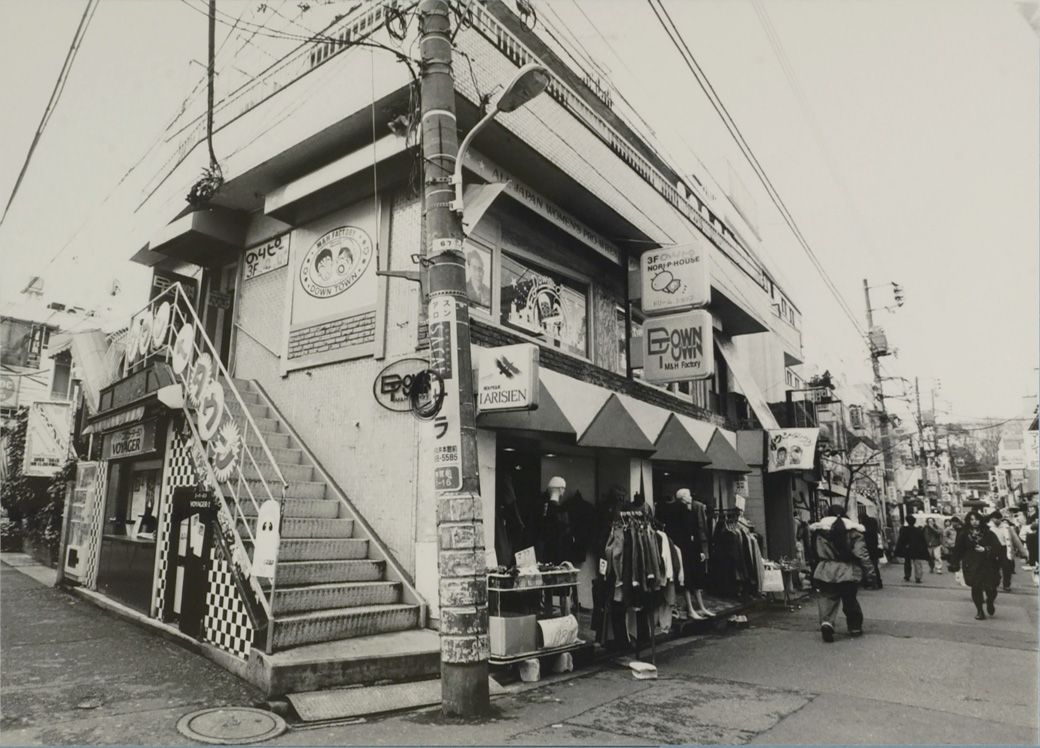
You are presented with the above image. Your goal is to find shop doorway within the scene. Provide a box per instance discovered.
[161,487,215,639]
[201,261,238,368]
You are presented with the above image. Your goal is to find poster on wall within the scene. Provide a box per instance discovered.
[23,401,71,477]
[464,242,493,312]
[64,461,100,581]
[766,428,819,473]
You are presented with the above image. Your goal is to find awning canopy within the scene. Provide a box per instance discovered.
[477,379,575,438]
[705,429,751,473]
[652,413,711,464]
[150,206,246,266]
[578,394,656,453]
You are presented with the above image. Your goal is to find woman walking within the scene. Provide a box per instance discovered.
[949,510,1003,620]
[924,517,943,574]
[809,504,878,642]
[941,518,961,572]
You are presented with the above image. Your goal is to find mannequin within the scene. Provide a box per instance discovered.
[658,488,713,619]
[537,476,572,563]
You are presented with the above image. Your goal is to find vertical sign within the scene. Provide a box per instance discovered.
[428,296,462,492]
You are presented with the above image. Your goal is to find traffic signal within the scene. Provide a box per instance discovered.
[892,282,905,307]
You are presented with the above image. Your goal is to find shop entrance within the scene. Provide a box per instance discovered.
[160,486,216,639]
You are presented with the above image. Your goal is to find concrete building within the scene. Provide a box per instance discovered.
[59,0,809,696]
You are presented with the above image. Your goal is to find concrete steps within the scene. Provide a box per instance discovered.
[240,461,315,483]
[243,478,326,501]
[240,497,339,519]
[272,581,401,614]
[270,604,420,650]
[275,559,385,585]
[242,517,354,539]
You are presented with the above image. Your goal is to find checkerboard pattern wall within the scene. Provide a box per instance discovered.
[151,427,199,618]
[202,549,254,659]
[82,465,107,590]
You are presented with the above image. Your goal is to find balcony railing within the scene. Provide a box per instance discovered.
[123,283,287,644]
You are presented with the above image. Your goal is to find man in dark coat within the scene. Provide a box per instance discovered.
[858,510,883,589]
[894,515,930,583]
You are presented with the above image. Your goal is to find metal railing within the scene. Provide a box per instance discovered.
[124,283,288,633]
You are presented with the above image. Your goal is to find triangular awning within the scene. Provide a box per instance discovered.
[705,429,751,472]
[653,413,711,463]
[477,379,575,437]
[578,394,656,452]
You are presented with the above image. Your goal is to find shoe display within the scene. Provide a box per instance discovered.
[820,624,834,643]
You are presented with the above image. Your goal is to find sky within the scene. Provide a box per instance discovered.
[0,0,1037,422]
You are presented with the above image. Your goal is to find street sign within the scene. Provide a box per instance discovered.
[428,296,462,492]
[640,243,710,314]
[641,309,714,384]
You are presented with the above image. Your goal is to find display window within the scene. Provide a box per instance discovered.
[96,458,162,613]
[499,255,589,359]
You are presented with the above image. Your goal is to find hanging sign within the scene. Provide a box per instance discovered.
[101,419,160,460]
[252,499,280,579]
[766,428,820,473]
[428,296,462,492]
[641,309,714,384]
[640,243,710,314]
[476,343,539,413]
[23,401,71,477]
[244,234,290,280]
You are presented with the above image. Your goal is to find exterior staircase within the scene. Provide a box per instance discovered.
[221,378,439,696]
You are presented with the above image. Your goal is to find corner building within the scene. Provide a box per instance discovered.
[63,0,807,696]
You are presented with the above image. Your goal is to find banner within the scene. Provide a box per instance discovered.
[766,428,819,473]
[23,401,72,477]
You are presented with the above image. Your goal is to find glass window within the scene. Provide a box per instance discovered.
[51,355,72,400]
[499,254,588,358]
[464,241,493,313]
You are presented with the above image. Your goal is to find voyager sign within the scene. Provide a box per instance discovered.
[102,419,159,460]
[640,243,710,314]
[477,343,539,413]
[641,309,714,384]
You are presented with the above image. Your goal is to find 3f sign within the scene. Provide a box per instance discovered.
[641,309,714,384]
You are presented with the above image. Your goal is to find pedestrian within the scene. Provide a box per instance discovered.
[949,510,1003,620]
[894,515,929,583]
[941,518,961,571]
[991,516,1027,591]
[809,504,878,642]
[858,509,883,589]
[1023,518,1038,570]
[923,517,943,574]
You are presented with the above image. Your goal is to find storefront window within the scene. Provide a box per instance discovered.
[464,241,494,313]
[499,254,588,358]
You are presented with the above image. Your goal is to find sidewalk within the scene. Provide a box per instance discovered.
[0,557,263,746]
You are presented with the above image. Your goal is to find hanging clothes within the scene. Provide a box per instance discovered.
[494,474,527,566]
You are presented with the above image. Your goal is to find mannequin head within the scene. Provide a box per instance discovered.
[546,475,566,504]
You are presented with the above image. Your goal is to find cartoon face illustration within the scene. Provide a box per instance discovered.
[790,445,803,465]
[336,246,354,276]
[775,446,788,466]
[315,249,334,282]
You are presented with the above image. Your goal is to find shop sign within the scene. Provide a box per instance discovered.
[428,297,462,492]
[207,290,232,310]
[299,226,373,299]
[477,344,539,413]
[640,243,710,314]
[102,419,159,460]
[23,401,71,477]
[766,428,819,473]
[641,309,714,384]
[244,234,290,280]
[373,357,432,413]
[1025,430,1039,471]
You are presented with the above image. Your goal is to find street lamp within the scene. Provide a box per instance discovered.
[451,62,550,213]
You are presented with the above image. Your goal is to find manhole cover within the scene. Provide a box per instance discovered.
[176,707,286,745]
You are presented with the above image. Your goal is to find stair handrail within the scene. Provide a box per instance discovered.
[125,282,289,640]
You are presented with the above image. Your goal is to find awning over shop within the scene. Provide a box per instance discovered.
[150,206,246,266]
[736,430,765,467]
[715,336,779,430]
[818,484,849,499]
[705,429,751,473]
[477,379,575,437]
[577,394,656,452]
[652,413,711,464]
[49,330,118,414]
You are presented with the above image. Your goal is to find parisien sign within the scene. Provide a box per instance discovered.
[477,344,539,413]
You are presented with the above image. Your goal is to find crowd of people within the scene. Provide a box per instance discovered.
[804,503,1038,641]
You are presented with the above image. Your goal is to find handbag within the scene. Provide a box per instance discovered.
[761,564,784,593]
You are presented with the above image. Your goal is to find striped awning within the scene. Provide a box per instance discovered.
[652,413,711,464]
[477,379,575,438]
[577,394,656,452]
[704,429,751,473]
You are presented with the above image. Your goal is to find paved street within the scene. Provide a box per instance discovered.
[2,557,1036,746]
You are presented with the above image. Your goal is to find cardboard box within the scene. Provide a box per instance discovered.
[489,613,538,657]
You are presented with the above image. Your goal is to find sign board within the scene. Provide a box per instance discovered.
[641,309,714,384]
[101,419,160,460]
[64,461,101,581]
[477,343,539,413]
[640,243,710,314]
[244,234,290,280]
[766,428,819,473]
[23,401,71,477]
[1024,429,1039,471]
[373,357,433,413]
[428,297,462,492]
[251,499,280,579]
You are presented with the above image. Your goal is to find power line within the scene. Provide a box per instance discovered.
[645,0,867,345]
[0,0,99,229]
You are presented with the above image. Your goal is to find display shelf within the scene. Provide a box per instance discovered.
[487,639,586,666]
[491,582,577,592]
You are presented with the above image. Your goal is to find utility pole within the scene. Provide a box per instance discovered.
[863,279,896,533]
[914,376,930,511]
[418,0,490,717]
